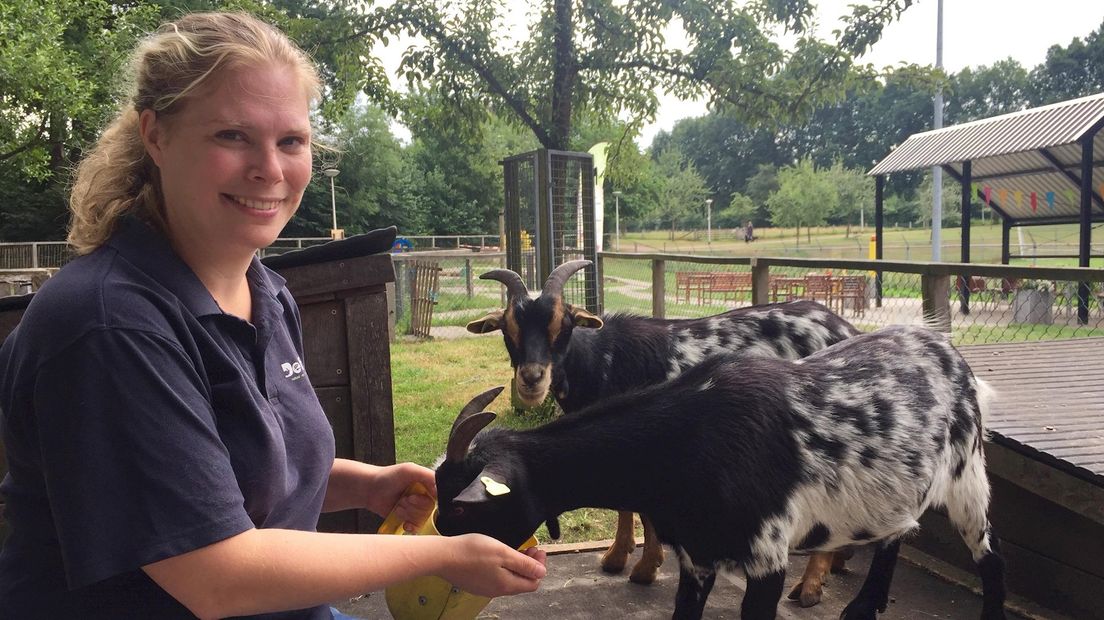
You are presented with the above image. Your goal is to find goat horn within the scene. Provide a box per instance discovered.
[446,411,498,463]
[480,269,529,303]
[542,260,591,299]
[445,387,505,462]
[458,386,505,418]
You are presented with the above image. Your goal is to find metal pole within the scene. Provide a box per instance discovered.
[706,199,713,245]
[931,0,944,261]
[329,176,338,230]
[613,190,622,251]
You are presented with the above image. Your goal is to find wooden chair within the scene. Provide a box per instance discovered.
[803,274,835,310]
[837,275,868,316]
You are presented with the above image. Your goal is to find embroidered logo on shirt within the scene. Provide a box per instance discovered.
[281,358,305,381]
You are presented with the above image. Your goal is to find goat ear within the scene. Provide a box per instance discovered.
[454,468,513,504]
[568,305,603,329]
[466,310,504,334]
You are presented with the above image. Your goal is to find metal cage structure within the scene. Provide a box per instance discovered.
[502,149,599,312]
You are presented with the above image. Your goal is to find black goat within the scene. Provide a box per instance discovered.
[467,260,860,605]
[437,326,1006,620]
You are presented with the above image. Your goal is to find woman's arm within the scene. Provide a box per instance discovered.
[143,527,547,620]
[322,459,436,529]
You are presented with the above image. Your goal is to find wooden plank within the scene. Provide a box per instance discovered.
[961,338,1104,482]
[280,254,394,300]
[986,442,1104,524]
[345,293,396,467]
[299,301,348,389]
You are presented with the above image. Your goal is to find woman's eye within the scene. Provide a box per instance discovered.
[279,136,308,150]
[216,131,246,142]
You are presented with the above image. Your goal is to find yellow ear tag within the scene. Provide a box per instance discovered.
[480,476,511,496]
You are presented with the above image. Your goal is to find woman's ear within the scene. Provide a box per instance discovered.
[138,109,165,168]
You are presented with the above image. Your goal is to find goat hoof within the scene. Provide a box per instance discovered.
[787,581,823,607]
[839,597,884,620]
[628,562,659,585]
[600,552,629,574]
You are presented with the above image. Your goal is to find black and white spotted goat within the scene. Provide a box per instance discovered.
[466,259,859,605]
[436,326,1007,620]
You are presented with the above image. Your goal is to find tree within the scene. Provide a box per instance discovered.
[650,148,709,240]
[355,0,917,151]
[945,59,1029,124]
[826,161,874,234]
[766,159,836,244]
[1028,18,1104,106]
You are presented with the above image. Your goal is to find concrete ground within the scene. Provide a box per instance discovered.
[335,541,1057,620]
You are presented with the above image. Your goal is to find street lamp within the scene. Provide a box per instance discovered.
[613,190,623,250]
[705,198,714,246]
[322,167,344,240]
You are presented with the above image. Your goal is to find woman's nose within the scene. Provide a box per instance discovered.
[250,146,284,184]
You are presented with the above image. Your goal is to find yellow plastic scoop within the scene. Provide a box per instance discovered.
[378,482,538,620]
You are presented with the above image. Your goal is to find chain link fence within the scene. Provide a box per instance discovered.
[391,250,1104,346]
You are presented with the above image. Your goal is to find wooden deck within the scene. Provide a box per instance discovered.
[960,337,1104,487]
[915,337,1104,618]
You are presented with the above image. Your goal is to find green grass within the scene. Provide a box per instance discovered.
[390,335,625,544]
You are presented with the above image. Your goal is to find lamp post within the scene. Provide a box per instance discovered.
[322,167,343,240]
[613,190,622,250]
[705,198,714,246]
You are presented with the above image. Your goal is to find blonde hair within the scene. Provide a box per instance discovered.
[67,12,321,254]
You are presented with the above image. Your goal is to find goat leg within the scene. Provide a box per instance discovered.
[629,514,665,584]
[600,510,637,574]
[672,549,717,620]
[787,551,833,607]
[831,546,855,574]
[840,539,901,620]
[741,570,785,620]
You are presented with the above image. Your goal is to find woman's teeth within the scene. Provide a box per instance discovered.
[228,195,281,211]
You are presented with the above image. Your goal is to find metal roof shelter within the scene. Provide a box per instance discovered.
[868,92,1104,323]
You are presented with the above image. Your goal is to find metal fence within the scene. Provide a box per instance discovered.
[391,250,1104,346]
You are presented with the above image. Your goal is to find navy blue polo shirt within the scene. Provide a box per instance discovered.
[0,217,337,619]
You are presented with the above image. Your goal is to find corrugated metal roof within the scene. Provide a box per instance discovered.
[869,92,1104,175]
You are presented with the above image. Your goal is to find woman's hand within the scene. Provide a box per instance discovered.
[324,460,435,532]
[365,462,436,531]
[439,534,547,598]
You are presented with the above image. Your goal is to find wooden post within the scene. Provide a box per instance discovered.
[652,259,666,319]
[464,258,473,299]
[751,259,770,306]
[921,272,952,333]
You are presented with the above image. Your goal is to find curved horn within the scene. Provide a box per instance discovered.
[480,269,529,303]
[542,260,591,299]
[446,412,498,463]
[445,387,505,462]
[458,386,505,419]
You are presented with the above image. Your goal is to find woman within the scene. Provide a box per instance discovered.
[0,12,545,619]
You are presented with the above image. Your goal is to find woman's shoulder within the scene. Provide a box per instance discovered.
[15,247,187,353]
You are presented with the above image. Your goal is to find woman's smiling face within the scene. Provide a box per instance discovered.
[141,62,313,263]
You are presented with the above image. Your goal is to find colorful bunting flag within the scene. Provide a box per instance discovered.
[1030,192,1037,213]
[1014,190,1023,208]
[1046,191,1055,210]
[997,188,1008,204]
[983,186,992,205]
[1065,189,1075,206]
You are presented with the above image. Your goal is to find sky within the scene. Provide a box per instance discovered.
[376,0,1104,147]
[642,0,1104,145]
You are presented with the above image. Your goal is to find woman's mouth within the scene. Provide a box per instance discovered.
[224,194,283,211]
